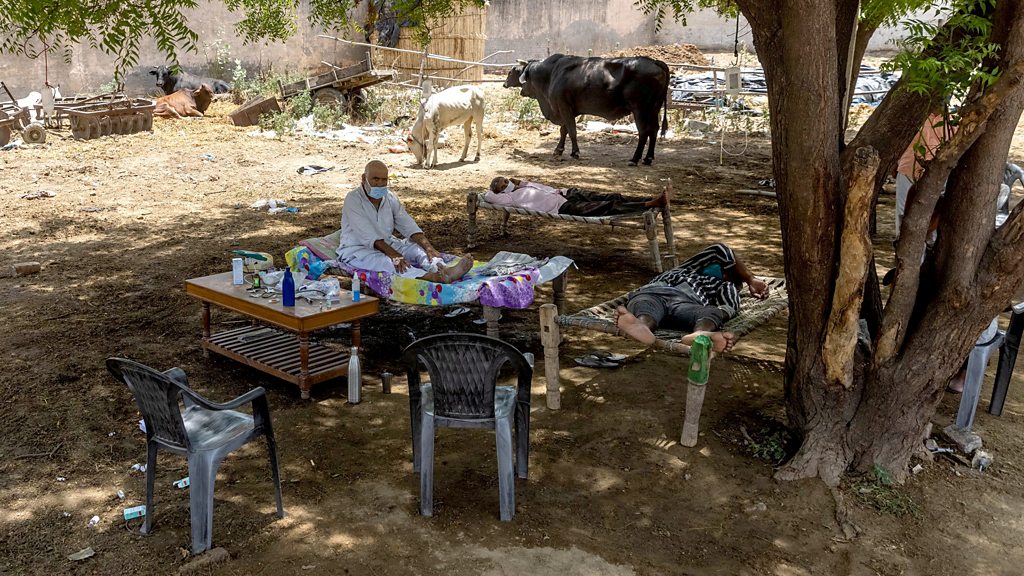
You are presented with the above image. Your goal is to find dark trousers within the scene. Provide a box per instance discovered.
[625,286,730,332]
[557,188,649,217]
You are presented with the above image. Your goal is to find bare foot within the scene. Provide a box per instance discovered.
[645,187,669,209]
[682,330,736,353]
[439,253,474,283]
[613,306,657,345]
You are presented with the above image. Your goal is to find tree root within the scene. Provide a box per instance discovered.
[830,484,862,540]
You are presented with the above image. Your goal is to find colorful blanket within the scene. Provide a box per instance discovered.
[291,233,573,309]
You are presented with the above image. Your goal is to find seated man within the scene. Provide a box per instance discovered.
[338,160,473,282]
[484,176,668,217]
[614,243,768,352]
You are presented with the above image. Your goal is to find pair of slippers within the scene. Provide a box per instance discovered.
[574,351,627,368]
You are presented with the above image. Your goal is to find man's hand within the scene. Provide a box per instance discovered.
[748,277,769,300]
[392,256,410,273]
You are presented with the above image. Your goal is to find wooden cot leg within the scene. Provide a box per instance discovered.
[483,305,501,339]
[299,332,312,400]
[552,269,569,315]
[645,211,663,273]
[200,302,211,359]
[467,191,478,248]
[500,211,511,237]
[539,304,561,410]
[661,186,677,268]
[680,336,712,447]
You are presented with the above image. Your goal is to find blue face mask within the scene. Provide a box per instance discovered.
[365,183,388,199]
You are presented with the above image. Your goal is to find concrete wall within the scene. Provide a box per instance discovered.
[0,1,365,98]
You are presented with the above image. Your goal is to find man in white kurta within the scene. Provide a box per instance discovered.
[338,160,472,282]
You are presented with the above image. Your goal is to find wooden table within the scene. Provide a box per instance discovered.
[185,272,380,399]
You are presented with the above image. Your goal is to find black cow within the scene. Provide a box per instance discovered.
[149,65,232,95]
[504,54,670,166]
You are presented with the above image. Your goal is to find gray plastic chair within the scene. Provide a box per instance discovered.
[106,358,284,554]
[403,333,533,521]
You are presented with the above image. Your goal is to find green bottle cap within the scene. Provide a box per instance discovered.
[688,335,711,386]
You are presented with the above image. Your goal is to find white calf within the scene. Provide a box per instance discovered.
[408,85,485,169]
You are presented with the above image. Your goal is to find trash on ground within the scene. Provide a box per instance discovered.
[444,306,470,318]
[297,165,333,176]
[68,547,95,561]
[173,477,190,489]
[20,190,56,200]
[61,511,71,518]
[57,476,66,482]
[911,463,924,475]
[250,198,287,210]
[200,153,216,162]
[130,463,147,473]
[584,120,638,134]
[138,419,146,433]
[972,450,992,471]
[122,505,146,520]
[88,515,100,527]
[1,141,19,151]
[574,355,622,369]
[116,490,125,500]
[268,206,301,214]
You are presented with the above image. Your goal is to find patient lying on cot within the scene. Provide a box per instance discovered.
[483,176,669,217]
[613,244,768,353]
[338,160,473,282]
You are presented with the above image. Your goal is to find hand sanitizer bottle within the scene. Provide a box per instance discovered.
[352,274,361,302]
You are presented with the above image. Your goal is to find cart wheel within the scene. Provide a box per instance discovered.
[314,87,345,107]
[22,123,46,144]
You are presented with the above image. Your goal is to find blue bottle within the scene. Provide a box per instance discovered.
[282,269,295,307]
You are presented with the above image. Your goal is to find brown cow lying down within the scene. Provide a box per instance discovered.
[154,85,213,119]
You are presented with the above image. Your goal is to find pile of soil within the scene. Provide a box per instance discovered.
[603,43,709,66]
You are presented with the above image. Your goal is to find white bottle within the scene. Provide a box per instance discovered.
[347,347,361,404]
[231,258,244,285]
[352,275,361,302]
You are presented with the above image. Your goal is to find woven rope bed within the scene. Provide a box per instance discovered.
[538,277,789,446]
[466,189,678,272]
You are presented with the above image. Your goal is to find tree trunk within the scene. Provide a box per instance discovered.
[737,0,1024,486]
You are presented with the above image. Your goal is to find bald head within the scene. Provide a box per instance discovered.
[363,160,389,189]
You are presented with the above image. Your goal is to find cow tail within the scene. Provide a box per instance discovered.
[660,61,670,136]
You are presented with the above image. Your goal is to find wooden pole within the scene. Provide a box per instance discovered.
[539,303,561,409]
[680,335,711,447]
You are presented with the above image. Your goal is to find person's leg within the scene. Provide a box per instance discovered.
[663,299,736,353]
[614,292,668,345]
[559,187,668,217]
[393,240,474,283]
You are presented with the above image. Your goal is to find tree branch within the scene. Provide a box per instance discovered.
[823,146,880,388]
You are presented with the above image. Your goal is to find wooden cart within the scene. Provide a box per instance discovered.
[279,54,395,109]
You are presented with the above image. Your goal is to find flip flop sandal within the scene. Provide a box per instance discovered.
[589,351,627,363]
[473,314,502,325]
[444,306,471,318]
[574,355,621,369]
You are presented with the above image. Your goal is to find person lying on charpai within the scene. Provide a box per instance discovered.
[614,243,768,353]
[484,176,669,217]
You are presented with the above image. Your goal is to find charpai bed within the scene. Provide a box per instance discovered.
[466,187,677,273]
[538,277,789,445]
[292,231,574,337]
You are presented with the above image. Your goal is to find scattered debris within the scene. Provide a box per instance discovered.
[911,463,924,475]
[250,199,287,211]
[123,505,146,520]
[117,490,125,500]
[138,419,147,433]
[297,164,333,176]
[199,153,216,162]
[584,120,638,134]
[57,476,66,482]
[88,515,100,527]
[68,547,95,562]
[268,206,301,214]
[1,141,19,151]
[173,477,190,489]
[943,424,983,455]
[20,190,56,200]
[971,450,992,471]
[61,511,71,518]
[744,501,767,514]
[130,463,147,473]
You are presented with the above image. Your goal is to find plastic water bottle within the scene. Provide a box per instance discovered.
[352,274,361,302]
[347,347,361,404]
[282,269,295,307]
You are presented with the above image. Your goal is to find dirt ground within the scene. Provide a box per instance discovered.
[3,74,1024,576]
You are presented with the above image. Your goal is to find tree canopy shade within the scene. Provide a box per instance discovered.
[0,0,488,77]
